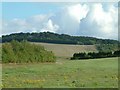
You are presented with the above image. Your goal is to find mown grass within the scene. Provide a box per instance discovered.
[2,57,118,88]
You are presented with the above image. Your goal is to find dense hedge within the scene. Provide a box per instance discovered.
[2,40,56,63]
[71,50,120,60]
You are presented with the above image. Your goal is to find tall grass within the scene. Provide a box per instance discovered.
[2,40,56,63]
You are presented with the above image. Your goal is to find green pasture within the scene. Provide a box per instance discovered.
[2,57,118,88]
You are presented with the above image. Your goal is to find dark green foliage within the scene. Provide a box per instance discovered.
[96,44,118,52]
[2,32,119,45]
[113,50,120,57]
[71,50,120,60]
[72,52,88,59]
[2,40,56,63]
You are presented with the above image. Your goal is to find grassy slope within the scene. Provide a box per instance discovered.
[33,42,97,58]
[2,57,118,88]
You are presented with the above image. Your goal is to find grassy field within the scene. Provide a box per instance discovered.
[2,57,118,88]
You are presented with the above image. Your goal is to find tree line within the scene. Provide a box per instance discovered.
[71,50,120,60]
[2,40,56,63]
[2,32,119,45]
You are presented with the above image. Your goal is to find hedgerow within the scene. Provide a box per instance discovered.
[71,50,120,60]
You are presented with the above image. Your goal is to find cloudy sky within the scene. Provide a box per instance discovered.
[2,2,118,40]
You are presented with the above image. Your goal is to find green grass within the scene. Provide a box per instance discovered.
[2,57,118,88]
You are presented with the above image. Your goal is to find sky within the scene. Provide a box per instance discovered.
[2,2,118,40]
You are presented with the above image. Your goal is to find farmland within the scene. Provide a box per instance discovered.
[33,42,97,57]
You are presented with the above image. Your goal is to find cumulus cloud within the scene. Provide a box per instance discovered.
[26,14,53,32]
[51,3,89,35]
[67,4,89,23]
[79,3,118,39]
[41,19,59,32]
[2,3,118,40]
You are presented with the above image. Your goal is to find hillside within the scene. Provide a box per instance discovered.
[33,42,97,57]
[2,32,119,45]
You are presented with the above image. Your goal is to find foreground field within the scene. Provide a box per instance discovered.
[2,57,118,88]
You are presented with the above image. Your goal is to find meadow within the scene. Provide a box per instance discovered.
[2,57,118,88]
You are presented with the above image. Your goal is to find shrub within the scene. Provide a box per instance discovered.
[71,50,119,60]
[2,40,56,63]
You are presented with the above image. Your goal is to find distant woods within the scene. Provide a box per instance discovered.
[2,40,56,63]
[71,50,120,60]
[96,44,118,52]
[1,32,119,45]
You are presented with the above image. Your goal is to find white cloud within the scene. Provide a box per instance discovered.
[67,4,89,23]
[26,14,53,32]
[79,3,118,40]
[41,19,59,32]
[92,4,117,33]
[3,18,30,35]
[51,3,89,35]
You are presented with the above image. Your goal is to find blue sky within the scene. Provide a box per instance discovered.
[0,3,1,11]
[2,2,118,40]
[3,2,64,20]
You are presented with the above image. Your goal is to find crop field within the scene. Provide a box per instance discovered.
[2,57,118,88]
[33,42,98,57]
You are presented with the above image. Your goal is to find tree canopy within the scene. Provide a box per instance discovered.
[2,32,119,45]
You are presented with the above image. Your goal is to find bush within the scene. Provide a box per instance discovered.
[71,50,119,60]
[113,50,120,57]
[2,40,56,63]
